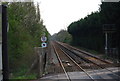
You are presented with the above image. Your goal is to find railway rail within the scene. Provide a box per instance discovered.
[52,42,95,81]
[57,41,111,64]
[49,41,120,80]
[56,41,119,67]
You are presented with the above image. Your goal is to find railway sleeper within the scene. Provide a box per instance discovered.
[59,45,90,63]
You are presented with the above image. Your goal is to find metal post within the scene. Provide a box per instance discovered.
[0,5,3,81]
[37,47,42,78]
[2,5,9,80]
[41,47,43,76]
[105,32,108,57]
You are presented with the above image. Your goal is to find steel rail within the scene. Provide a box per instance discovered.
[59,45,120,80]
[58,46,95,81]
[52,43,71,81]
[56,41,120,79]
[56,41,111,64]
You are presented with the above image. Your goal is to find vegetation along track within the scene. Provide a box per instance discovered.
[54,41,120,79]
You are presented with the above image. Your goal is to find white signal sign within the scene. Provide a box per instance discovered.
[41,36,47,42]
[41,42,47,48]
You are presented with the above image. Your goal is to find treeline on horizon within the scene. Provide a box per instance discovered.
[3,2,49,78]
[51,30,72,44]
[67,2,120,53]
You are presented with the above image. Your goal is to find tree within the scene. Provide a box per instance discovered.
[67,2,120,53]
[51,30,72,44]
[7,2,50,77]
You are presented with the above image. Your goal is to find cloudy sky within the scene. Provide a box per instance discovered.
[34,0,102,35]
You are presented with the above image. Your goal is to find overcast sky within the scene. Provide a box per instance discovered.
[34,0,102,35]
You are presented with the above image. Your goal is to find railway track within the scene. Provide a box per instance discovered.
[56,41,120,67]
[57,41,111,64]
[49,41,120,80]
[52,42,95,80]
